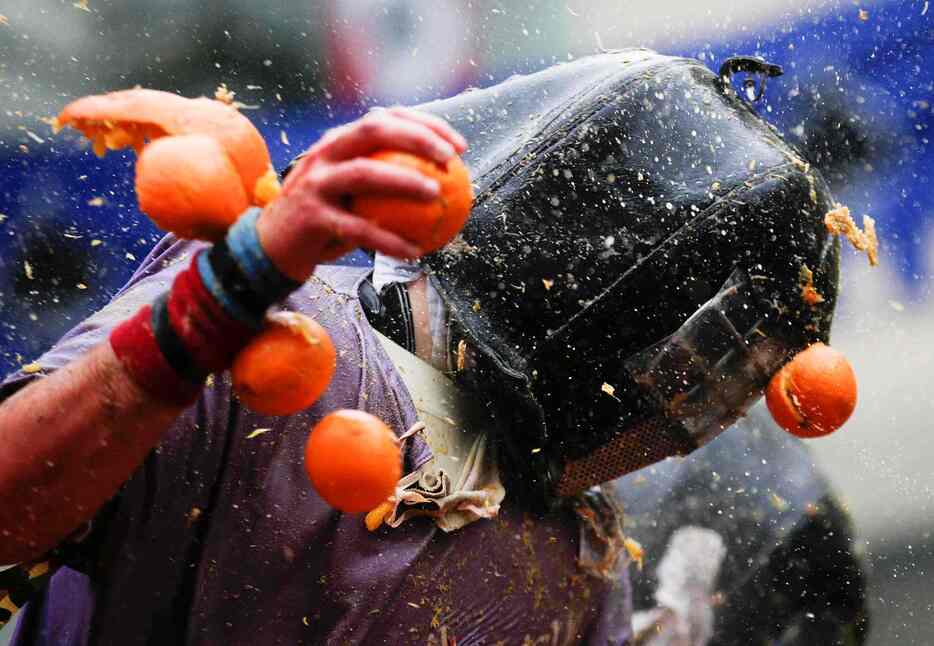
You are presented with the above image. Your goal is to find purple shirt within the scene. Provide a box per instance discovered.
[3,236,632,645]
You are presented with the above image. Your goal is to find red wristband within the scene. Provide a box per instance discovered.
[110,252,258,405]
[110,305,203,406]
[167,252,256,375]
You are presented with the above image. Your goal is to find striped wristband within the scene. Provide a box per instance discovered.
[202,207,301,329]
[109,300,204,405]
[110,207,302,403]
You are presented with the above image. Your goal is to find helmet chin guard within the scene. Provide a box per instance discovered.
[412,50,840,505]
[554,266,799,497]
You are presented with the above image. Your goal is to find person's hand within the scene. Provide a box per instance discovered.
[257,107,468,282]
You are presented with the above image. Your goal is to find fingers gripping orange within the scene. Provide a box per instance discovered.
[55,88,281,240]
[352,150,473,254]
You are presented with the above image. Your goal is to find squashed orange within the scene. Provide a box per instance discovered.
[56,88,281,239]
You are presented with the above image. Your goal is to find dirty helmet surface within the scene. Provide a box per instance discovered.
[415,49,840,505]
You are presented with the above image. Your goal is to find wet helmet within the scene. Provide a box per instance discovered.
[415,49,840,504]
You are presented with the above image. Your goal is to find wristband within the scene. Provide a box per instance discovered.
[110,302,203,405]
[110,207,302,403]
[203,207,301,329]
[167,253,257,375]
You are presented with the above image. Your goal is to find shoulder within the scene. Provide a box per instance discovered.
[285,265,429,470]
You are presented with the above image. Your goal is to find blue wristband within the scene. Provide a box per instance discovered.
[227,207,298,300]
[199,207,302,329]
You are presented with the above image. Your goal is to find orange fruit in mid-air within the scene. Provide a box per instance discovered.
[232,312,336,416]
[351,150,473,254]
[304,410,402,513]
[55,88,282,239]
[766,342,857,438]
[136,134,249,240]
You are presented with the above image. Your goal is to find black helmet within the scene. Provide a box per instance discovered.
[415,50,840,504]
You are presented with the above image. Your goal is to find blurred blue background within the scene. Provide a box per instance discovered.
[0,1,931,643]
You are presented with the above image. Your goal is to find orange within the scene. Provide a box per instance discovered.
[135,134,249,240]
[765,342,857,438]
[232,312,336,416]
[351,150,473,254]
[304,410,402,513]
[55,88,282,240]
[56,88,278,204]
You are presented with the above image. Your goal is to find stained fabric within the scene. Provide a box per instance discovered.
[2,235,633,646]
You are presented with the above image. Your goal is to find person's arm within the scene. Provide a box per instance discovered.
[0,344,184,564]
[0,107,466,565]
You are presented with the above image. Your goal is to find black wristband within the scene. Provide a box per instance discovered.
[150,293,205,384]
[202,207,302,329]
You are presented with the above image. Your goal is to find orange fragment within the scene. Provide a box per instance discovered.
[253,167,283,207]
[232,312,336,416]
[824,206,879,267]
[351,150,473,254]
[55,88,279,205]
[798,265,824,306]
[364,500,395,531]
[305,410,402,513]
[766,343,857,438]
[135,134,249,240]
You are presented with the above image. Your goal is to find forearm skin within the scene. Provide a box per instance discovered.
[0,343,188,564]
